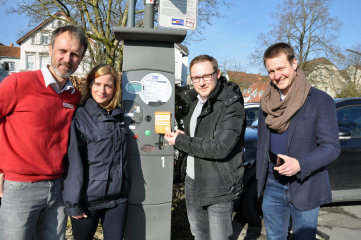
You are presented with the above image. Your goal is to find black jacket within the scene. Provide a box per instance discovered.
[175,77,246,207]
[63,97,130,216]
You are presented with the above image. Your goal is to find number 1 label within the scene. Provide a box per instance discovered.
[161,157,165,168]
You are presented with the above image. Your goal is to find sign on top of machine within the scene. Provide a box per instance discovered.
[159,0,198,31]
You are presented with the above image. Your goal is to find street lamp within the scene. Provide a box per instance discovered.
[346,49,361,55]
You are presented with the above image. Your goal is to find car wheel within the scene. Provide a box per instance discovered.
[239,178,263,226]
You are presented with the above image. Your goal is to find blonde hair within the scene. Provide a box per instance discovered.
[81,64,121,111]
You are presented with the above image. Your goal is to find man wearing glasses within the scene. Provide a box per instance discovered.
[165,55,246,239]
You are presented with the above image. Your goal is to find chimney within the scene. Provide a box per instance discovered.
[10,43,13,47]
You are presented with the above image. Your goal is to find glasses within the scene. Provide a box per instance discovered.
[190,71,216,83]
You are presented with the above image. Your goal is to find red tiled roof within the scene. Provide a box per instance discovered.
[227,71,266,85]
[0,45,20,58]
[243,81,269,103]
[248,82,268,102]
[16,11,70,45]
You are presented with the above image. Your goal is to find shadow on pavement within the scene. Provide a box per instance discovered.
[231,212,263,240]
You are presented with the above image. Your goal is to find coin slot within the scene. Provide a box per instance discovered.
[145,115,152,122]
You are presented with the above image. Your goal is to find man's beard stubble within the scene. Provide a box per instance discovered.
[51,58,75,79]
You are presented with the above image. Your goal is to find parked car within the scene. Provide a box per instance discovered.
[244,103,260,127]
[238,98,361,226]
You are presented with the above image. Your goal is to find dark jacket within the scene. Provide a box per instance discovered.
[63,97,130,216]
[175,77,246,207]
[256,87,341,211]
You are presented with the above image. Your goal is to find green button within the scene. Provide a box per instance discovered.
[145,130,151,136]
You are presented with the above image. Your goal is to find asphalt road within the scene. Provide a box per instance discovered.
[231,201,361,240]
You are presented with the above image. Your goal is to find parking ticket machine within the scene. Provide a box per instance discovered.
[114,27,187,240]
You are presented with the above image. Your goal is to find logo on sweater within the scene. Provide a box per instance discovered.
[63,102,74,109]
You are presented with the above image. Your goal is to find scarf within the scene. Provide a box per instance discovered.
[260,69,311,133]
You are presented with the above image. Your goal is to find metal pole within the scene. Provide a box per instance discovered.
[346,49,361,56]
[127,0,136,27]
[144,0,156,28]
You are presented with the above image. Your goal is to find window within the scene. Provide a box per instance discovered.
[41,33,49,45]
[337,106,361,137]
[26,55,35,70]
[31,33,39,44]
[245,108,259,127]
[4,62,15,72]
[259,91,264,97]
[40,55,49,68]
[57,20,63,27]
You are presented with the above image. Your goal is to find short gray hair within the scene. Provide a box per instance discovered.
[51,25,88,57]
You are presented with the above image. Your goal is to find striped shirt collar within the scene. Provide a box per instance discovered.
[41,65,75,94]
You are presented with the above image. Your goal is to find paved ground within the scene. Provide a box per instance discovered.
[64,201,361,239]
[231,201,361,240]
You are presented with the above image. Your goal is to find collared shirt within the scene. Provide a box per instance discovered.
[279,90,286,101]
[197,94,208,104]
[186,94,207,179]
[41,65,76,94]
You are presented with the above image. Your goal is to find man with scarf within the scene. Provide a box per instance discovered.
[165,55,245,240]
[256,42,340,240]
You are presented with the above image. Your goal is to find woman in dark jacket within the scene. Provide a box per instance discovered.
[63,64,130,240]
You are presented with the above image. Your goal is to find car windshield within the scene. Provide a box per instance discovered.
[250,120,258,128]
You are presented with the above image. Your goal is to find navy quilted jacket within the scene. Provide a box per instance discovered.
[63,97,130,216]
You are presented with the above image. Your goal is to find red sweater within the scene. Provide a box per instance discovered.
[0,70,81,182]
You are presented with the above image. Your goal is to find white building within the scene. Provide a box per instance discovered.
[16,11,89,77]
[174,43,189,87]
[0,43,21,82]
[14,11,188,82]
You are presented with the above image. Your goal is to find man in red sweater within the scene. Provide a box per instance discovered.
[0,25,87,240]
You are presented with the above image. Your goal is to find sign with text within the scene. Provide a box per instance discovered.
[159,0,198,30]
[155,111,171,134]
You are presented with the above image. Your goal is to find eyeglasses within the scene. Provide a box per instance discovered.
[190,71,216,83]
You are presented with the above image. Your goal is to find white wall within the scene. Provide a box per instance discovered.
[174,45,188,87]
[0,56,20,82]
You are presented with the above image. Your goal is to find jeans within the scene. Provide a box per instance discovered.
[71,201,128,240]
[185,176,233,240]
[0,178,67,240]
[262,178,320,240]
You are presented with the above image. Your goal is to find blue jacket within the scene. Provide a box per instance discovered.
[256,87,341,211]
[63,97,130,216]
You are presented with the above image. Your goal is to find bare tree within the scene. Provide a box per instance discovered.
[250,0,342,74]
[5,0,231,71]
[305,45,361,98]
[336,45,361,97]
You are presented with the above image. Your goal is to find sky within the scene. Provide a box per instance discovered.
[1,0,360,74]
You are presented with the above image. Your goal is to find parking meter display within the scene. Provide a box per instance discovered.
[139,73,172,106]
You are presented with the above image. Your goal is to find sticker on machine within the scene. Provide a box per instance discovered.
[185,18,195,28]
[139,73,172,105]
[155,111,171,134]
